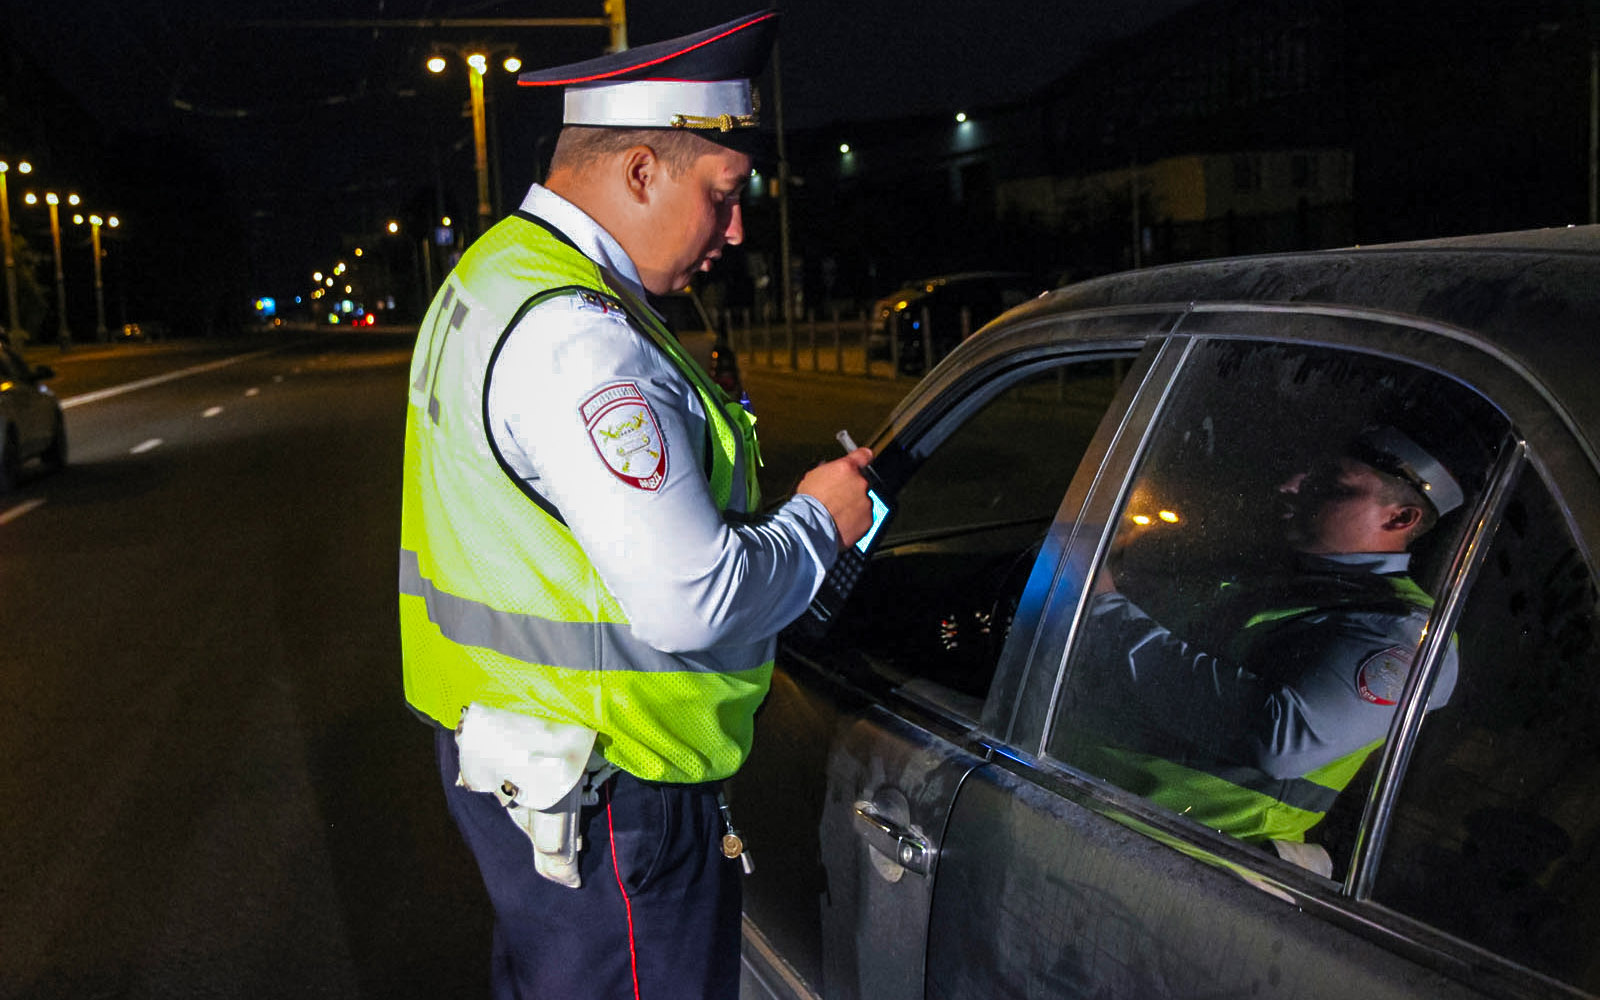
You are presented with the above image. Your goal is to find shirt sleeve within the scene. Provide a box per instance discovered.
[1082,593,1415,779]
[485,292,839,653]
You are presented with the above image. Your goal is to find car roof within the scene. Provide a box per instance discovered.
[1031,224,1600,441]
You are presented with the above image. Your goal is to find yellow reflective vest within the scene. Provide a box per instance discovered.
[399,212,768,783]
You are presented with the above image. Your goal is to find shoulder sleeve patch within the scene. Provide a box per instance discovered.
[1356,645,1414,705]
[582,381,667,492]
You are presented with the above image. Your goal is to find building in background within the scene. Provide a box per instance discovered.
[738,0,1595,316]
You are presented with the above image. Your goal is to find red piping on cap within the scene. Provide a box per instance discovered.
[518,11,778,87]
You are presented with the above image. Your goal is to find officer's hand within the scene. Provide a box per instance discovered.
[796,448,874,551]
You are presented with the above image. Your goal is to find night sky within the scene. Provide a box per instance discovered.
[1,0,1201,300]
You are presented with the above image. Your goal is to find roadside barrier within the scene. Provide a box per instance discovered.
[705,303,974,381]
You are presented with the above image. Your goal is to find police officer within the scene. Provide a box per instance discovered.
[1079,426,1466,862]
[398,11,873,998]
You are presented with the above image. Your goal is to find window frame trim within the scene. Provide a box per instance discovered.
[1345,433,1528,900]
[1012,333,1197,748]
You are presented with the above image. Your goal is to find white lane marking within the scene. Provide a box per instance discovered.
[0,498,46,525]
[203,406,224,418]
[130,438,163,454]
[244,387,260,397]
[272,375,284,383]
[60,347,285,409]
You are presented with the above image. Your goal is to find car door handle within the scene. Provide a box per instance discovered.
[853,801,933,875]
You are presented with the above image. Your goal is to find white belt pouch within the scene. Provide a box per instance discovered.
[454,702,611,888]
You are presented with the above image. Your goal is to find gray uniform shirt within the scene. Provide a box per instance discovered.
[1083,551,1459,780]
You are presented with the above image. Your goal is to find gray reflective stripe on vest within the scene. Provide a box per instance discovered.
[399,549,763,675]
[1195,762,1341,814]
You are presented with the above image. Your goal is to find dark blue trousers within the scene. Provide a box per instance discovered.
[436,726,742,999]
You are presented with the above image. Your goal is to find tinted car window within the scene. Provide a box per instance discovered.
[812,359,1128,704]
[1373,466,1600,992]
[1048,339,1508,877]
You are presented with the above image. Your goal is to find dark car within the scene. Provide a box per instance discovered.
[119,320,170,342]
[868,271,1044,375]
[0,342,66,492]
[734,226,1600,1000]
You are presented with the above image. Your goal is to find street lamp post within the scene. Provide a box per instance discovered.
[48,194,70,346]
[74,211,118,340]
[91,216,108,339]
[28,191,77,347]
[0,158,30,342]
[604,0,628,51]
[428,46,521,239]
[467,53,491,236]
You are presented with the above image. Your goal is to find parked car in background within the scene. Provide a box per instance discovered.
[0,341,66,491]
[119,320,170,342]
[868,271,1045,375]
[735,226,1600,1000]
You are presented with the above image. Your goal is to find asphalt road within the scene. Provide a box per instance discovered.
[0,332,910,998]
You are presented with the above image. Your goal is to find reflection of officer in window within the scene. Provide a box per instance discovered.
[1081,426,1465,858]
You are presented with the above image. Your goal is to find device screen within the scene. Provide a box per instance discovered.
[854,488,891,554]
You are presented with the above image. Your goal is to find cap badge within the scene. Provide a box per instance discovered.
[670,112,757,132]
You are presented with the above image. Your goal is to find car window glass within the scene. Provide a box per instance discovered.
[806,358,1129,710]
[1047,339,1508,879]
[1372,467,1600,992]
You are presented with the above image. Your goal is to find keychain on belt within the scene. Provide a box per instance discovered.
[716,792,754,875]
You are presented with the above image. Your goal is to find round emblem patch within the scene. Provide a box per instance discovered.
[1356,646,1413,705]
[582,382,667,492]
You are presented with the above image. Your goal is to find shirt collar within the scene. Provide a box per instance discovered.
[518,183,654,306]
[1298,550,1413,575]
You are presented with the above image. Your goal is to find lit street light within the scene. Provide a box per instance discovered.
[427,44,520,238]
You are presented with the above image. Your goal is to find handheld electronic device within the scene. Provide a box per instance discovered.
[799,480,893,634]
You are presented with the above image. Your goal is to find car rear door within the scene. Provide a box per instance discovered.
[733,314,1160,999]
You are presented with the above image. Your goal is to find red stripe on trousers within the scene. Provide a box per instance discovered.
[607,790,642,1000]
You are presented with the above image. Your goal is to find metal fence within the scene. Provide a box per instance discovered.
[706,303,976,380]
